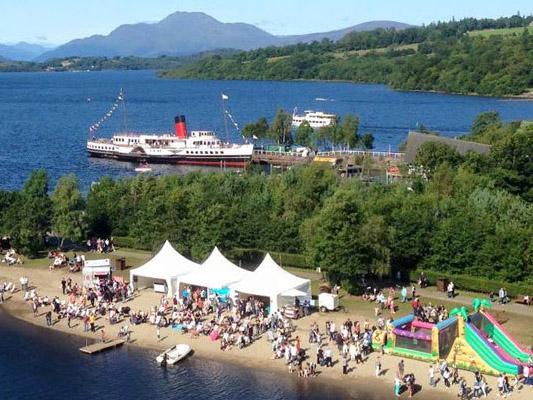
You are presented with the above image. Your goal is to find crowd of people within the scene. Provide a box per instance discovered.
[1,261,531,400]
[86,237,115,253]
[1,248,23,265]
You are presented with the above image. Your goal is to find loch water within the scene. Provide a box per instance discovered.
[0,310,353,400]
[0,70,532,190]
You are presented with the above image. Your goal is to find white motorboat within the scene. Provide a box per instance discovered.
[134,161,152,173]
[156,344,192,365]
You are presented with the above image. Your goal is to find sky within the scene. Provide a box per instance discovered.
[1,0,532,45]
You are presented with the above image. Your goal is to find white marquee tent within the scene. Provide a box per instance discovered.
[178,247,250,293]
[129,240,199,296]
[230,253,311,314]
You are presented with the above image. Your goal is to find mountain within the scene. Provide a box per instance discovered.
[38,12,279,61]
[280,20,412,44]
[0,42,52,61]
[38,11,411,61]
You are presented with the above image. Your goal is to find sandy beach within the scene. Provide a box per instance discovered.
[1,264,531,400]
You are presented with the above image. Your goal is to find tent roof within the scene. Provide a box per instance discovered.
[230,253,310,298]
[180,246,250,289]
[130,240,199,281]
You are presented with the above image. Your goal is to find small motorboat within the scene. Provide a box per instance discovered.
[135,161,152,173]
[156,344,192,366]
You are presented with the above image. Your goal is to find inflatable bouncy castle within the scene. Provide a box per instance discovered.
[373,299,532,375]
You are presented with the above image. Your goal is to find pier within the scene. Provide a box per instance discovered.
[252,149,405,167]
[79,339,126,354]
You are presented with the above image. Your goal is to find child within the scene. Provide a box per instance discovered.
[375,356,382,377]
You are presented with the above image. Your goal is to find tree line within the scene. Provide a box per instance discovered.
[241,109,374,149]
[161,15,533,97]
[0,112,531,288]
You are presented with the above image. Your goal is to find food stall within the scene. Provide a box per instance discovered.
[82,259,112,288]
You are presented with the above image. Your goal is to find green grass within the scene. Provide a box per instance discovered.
[20,248,152,279]
[467,26,533,37]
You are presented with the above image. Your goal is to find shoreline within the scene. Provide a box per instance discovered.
[158,73,533,100]
[0,267,457,400]
[0,301,371,399]
[1,264,531,400]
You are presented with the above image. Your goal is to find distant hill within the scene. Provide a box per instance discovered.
[279,20,412,44]
[38,12,279,60]
[38,11,410,60]
[0,42,52,61]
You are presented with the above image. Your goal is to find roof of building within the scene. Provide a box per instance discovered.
[404,131,491,163]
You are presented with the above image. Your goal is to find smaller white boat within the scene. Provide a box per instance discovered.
[135,161,152,173]
[156,344,192,365]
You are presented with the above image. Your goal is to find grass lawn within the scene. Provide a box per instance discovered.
[285,266,533,346]
[20,247,152,280]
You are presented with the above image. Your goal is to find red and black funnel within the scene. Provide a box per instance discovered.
[175,115,187,139]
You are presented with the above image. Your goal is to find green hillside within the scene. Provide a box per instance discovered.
[468,26,533,37]
[162,16,533,97]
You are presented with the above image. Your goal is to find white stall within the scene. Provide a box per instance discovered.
[82,258,112,288]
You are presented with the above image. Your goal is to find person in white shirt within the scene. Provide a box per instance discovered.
[428,364,436,387]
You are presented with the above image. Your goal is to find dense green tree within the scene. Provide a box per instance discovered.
[414,142,464,173]
[471,111,502,137]
[242,117,269,139]
[269,109,293,145]
[339,114,360,149]
[10,170,51,256]
[294,121,314,147]
[360,133,375,150]
[51,174,87,248]
[302,185,390,285]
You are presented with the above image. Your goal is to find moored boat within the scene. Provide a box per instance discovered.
[134,160,152,173]
[291,110,336,129]
[86,91,253,168]
[156,344,192,365]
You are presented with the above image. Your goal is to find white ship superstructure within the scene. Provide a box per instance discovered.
[87,116,253,167]
[291,110,337,129]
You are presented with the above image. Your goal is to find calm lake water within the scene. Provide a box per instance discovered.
[0,70,531,190]
[0,310,353,400]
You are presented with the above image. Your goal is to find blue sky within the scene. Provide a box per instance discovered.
[2,0,532,44]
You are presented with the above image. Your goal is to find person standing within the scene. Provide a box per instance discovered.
[156,325,161,341]
[375,356,382,377]
[83,312,89,332]
[324,347,333,367]
[447,281,454,298]
[89,312,96,332]
[398,359,405,378]
[0,282,4,303]
[394,373,402,397]
[443,367,451,387]
[401,287,407,303]
[428,364,436,387]
[45,310,52,327]
[61,277,66,295]
[342,353,348,375]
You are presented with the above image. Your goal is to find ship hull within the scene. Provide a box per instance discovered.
[87,149,250,168]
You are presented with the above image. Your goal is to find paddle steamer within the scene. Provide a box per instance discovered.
[86,92,253,167]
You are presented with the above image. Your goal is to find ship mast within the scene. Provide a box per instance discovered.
[221,93,229,143]
[120,88,128,134]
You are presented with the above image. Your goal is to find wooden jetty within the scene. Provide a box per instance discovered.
[79,339,126,355]
[251,149,405,167]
